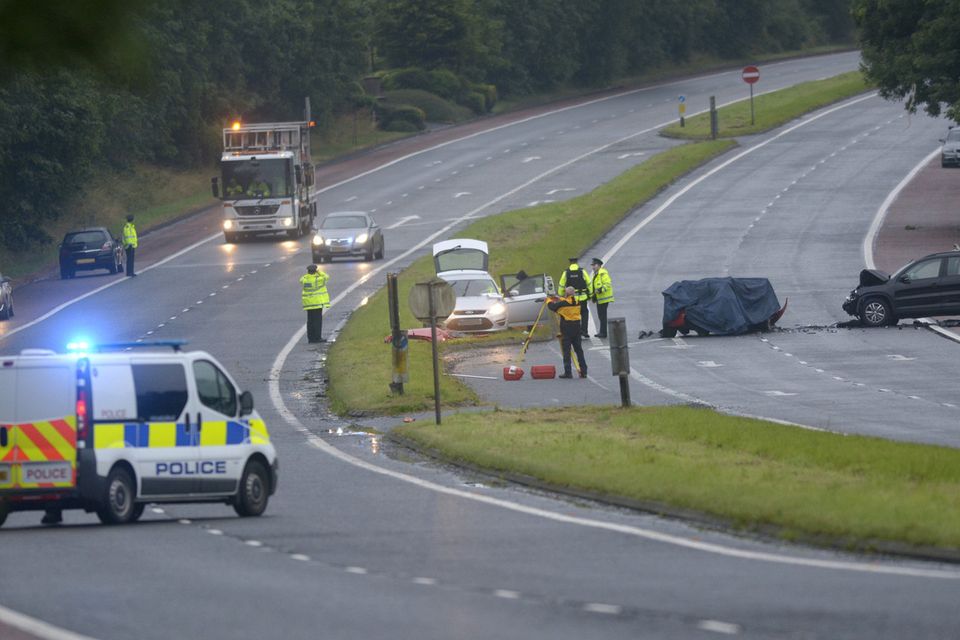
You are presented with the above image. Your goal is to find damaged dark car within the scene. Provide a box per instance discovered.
[842,251,960,327]
[660,277,787,337]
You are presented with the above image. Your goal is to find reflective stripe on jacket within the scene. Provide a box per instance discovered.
[558,264,591,302]
[122,222,138,248]
[300,272,330,310]
[592,267,614,305]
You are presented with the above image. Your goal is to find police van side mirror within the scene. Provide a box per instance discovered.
[239,390,254,416]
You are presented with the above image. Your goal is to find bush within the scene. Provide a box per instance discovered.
[376,102,426,131]
[384,89,473,123]
[460,91,487,115]
[469,83,498,111]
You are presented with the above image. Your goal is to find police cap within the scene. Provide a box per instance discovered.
[307,264,318,273]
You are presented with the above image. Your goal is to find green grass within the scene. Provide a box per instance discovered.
[311,109,412,164]
[662,71,871,139]
[396,406,960,550]
[327,139,735,415]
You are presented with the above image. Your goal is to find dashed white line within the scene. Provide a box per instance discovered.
[412,577,437,585]
[583,603,622,615]
[494,589,520,599]
[290,554,311,562]
[698,619,741,635]
[345,566,368,575]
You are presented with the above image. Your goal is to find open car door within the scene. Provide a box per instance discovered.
[501,273,555,327]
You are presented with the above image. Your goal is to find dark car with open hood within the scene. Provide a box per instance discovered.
[842,250,960,326]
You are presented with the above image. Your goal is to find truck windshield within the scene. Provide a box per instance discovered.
[221,158,291,199]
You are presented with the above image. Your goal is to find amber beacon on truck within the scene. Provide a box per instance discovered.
[0,341,278,527]
[212,97,318,243]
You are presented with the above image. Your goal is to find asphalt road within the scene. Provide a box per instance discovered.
[4,51,960,640]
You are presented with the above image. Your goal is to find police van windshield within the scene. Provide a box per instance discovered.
[221,158,291,199]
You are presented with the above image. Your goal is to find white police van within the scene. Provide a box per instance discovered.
[0,341,278,526]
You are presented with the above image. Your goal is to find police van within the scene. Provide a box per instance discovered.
[0,341,278,526]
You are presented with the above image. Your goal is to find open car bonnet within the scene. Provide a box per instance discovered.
[858,269,890,287]
[433,239,489,275]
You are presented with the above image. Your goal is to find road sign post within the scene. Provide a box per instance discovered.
[678,95,686,128]
[742,65,760,125]
[409,279,456,425]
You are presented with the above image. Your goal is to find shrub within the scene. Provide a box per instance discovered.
[460,91,487,115]
[376,102,426,131]
[384,89,473,123]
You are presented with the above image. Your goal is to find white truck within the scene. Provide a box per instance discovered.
[212,100,317,242]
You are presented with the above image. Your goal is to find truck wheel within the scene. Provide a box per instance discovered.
[0,500,7,527]
[233,460,269,517]
[287,227,301,239]
[96,467,136,525]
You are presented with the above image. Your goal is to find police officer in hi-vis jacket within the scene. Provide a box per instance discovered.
[300,264,330,343]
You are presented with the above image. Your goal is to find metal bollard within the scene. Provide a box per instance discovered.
[608,317,631,407]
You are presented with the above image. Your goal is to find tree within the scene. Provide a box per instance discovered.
[855,0,960,122]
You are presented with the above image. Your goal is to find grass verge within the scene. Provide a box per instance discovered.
[661,71,871,139]
[395,406,960,552]
[327,139,735,415]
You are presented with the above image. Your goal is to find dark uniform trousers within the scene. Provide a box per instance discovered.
[125,247,135,276]
[560,319,587,376]
[307,308,324,343]
[579,300,590,337]
[595,301,608,337]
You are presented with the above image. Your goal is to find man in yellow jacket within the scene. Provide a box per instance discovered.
[547,286,587,378]
[301,264,330,343]
[122,214,138,277]
[590,257,615,338]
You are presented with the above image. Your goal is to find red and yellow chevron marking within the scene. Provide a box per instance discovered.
[4,417,77,489]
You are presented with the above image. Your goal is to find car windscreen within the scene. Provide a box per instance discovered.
[446,278,499,297]
[63,231,107,246]
[948,130,960,142]
[321,216,367,229]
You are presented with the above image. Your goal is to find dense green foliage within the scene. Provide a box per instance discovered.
[0,0,854,251]
[855,0,960,122]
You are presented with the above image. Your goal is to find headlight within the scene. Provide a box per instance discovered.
[312,234,323,246]
[489,302,506,316]
[223,220,234,230]
[356,232,369,244]
[282,217,294,227]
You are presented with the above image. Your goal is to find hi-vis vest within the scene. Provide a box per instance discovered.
[123,222,138,248]
[300,272,330,310]
[592,267,615,305]
[559,264,590,302]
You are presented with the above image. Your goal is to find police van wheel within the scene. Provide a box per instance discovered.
[97,467,136,525]
[234,461,269,517]
[129,503,145,523]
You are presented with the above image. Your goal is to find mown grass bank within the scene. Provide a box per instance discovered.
[327,139,735,415]
[662,71,870,139]
[395,406,960,552]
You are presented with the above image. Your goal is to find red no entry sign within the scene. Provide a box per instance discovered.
[742,65,760,84]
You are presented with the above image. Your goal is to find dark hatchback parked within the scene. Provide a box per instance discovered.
[59,227,125,279]
[842,251,960,326]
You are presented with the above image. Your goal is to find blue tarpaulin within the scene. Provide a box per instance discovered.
[662,277,782,336]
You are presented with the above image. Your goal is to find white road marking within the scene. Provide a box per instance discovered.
[207,529,223,536]
[698,619,741,634]
[764,390,796,396]
[494,589,520,599]
[546,188,575,195]
[887,354,916,361]
[345,566,368,575]
[387,215,420,229]
[412,577,437,585]
[245,540,263,547]
[290,554,311,562]
[697,360,723,367]
[527,201,541,207]
[617,152,645,159]
[522,156,541,163]
[344,195,358,202]
[454,192,471,198]
[583,603,622,615]
[0,604,99,640]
